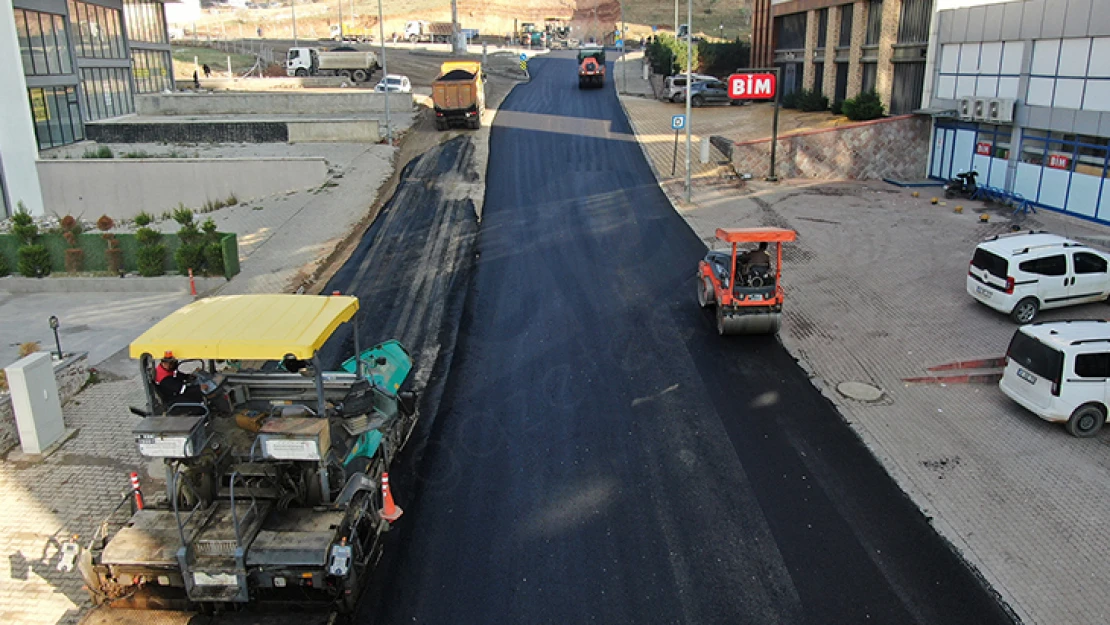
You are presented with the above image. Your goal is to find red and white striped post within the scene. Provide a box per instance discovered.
[130,472,144,510]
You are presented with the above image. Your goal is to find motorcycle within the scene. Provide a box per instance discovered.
[945,170,979,199]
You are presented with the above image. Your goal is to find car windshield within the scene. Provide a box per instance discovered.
[387,78,402,84]
[1007,330,1063,382]
[971,248,1008,279]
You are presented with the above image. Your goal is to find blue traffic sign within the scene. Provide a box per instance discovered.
[519,53,527,61]
[671,114,686,130]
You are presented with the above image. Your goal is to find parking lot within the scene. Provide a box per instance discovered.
[614,69,1110,622]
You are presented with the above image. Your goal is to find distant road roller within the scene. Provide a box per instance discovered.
[697,227,797,335]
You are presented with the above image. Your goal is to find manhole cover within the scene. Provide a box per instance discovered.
[837,381,884,402]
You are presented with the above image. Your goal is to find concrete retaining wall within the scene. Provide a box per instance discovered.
[88,121,289,144]
[37,157,328,221]
[198,76,347,90]
[730,114,930,180]
[136,91,412,115]
[0,352,87,455]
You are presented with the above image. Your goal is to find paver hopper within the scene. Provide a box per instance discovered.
[697,227,797,335]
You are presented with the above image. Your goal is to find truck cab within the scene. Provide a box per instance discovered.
[286,46,319,77]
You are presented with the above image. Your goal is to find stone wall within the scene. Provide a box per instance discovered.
[0,353,87,454]
[730,114,930,180]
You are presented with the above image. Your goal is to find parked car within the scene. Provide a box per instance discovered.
[375,74,412,93]
[688,79,743,107]
[1000,319,1110,437]
[967,231,1110,323]
[662,73,716,102]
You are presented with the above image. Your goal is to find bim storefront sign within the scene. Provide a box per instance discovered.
[727,73,777,100]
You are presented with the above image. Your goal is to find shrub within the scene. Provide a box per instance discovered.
[19,341,40,357]
[830,99,844,115]
[17,244,52,277]
[201,218,218,237]
[137,244,166,277]
[11,208,38,245]
[178,222,202,246]
[647,34,699,76]
[797,88,829,112]
[60,215,78,232]
[780,90,800,109]
[225,193,239,207]
[174,243,205,275]
[173,206,195,226]
[134,211,155,227]
[696,38,750,76]
[841,90,884,121]
[82,145,114,159]
[135,226,162,246]
[0,253,9,277]
[96,214,115,231]
[204,242,225,276]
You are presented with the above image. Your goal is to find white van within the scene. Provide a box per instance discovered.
[662,74,716,102]
[967,231,1110,323]
[1000,319,1110,437]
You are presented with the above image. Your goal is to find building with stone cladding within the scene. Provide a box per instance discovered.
[752,0,933,115]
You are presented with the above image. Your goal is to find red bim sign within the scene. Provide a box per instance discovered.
[728,73,777,100]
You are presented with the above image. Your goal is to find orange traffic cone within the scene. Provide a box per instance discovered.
[379,472,403,523]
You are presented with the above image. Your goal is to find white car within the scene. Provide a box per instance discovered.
[374,74,412,93]
[967,231,1110,323]
[662,73,716,102]
[1000,319,1110,437]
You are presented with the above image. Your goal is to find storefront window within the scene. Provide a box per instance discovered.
[68,1,126,59]
[81,67,135,120]
[131,49,171,93]
[28,87,85,149]
[124,0,168,44]
[15,10,75,77]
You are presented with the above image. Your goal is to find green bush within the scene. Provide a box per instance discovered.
[134,211,155,227]
[173,206,195,226]
[780,90,800,109]
[796,88,830,112]
[841,90,884,121]
[17,245,52,277]
[0,253,9,277]
[174,243,205,275]
[10,208,38,245]
[82,145,114,159]
[831,99,844,115]
[137,244,166,277]
[178,222,202,246]
[135,226,162,246]
[204,242,225,277]
[696,38,750,76]
[647,34,699,76]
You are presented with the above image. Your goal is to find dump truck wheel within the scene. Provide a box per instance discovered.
[468,117,480,129]
[338,70,352,79]
[295,68,308,77]
[353,69,368,82]
[435,119,448,131]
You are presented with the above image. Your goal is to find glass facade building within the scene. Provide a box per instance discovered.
[927,2,1110,225]
[12,0,173,150]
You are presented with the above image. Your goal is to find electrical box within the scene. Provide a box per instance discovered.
[133,416,208,458]
[972,97,987,120]
[5,352,65,455]
[988,98,1015,123]
[959,97,972,119]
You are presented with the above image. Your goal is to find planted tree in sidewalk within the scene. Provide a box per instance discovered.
[12,204,51,278]
[134,211,166,277]
[61,215,85,273]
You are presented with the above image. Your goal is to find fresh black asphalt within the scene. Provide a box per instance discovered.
[354,54,1016,625]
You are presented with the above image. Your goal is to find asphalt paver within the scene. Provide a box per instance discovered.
[373,52,1017,625]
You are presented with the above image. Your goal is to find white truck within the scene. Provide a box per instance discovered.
[404,20,454,43]
[285,46,379,82]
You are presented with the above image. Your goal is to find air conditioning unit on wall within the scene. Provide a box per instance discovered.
[972,97,988,120]
[959,97,972,119]
[988,98,1015,123]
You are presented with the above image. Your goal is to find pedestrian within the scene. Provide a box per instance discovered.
[202,63,211,78]
[257,26,263,38]
[192,69,200,88]
[639,36,645,48]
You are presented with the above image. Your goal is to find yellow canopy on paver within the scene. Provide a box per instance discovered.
[129,294,358,361]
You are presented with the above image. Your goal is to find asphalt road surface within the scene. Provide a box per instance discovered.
[369,53,1017,625]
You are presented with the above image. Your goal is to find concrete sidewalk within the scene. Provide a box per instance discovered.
[622,92,1110,625]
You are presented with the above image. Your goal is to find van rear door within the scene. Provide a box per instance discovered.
[969,247,1009,292]
[1001,330,1063,410]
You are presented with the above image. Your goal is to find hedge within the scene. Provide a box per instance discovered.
[0,231,239,279]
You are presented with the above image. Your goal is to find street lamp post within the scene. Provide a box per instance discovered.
[337,0,343,40]
[378,0,391,142]
[291,0,297,45]
[620,0,625,93]
[451,0,463,54]
[683,0,692,202]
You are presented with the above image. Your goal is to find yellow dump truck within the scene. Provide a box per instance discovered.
[432,60,485,130]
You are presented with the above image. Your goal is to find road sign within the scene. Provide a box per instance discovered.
[519,53,527,61]
[519,61,528,71]
[671,114,686,130]
[727,72,777,100]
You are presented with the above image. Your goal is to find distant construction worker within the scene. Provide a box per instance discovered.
[202,63,211,78]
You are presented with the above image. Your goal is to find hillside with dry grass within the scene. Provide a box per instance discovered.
[183,0,752,45]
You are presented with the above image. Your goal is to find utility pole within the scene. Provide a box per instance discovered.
[674,0,678,36]
[451,0,463,54]
[683,0,692,202]
[620,0,625,93]
[378,0,391,142]
[338,0,343,40]
[291,0,297,45]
